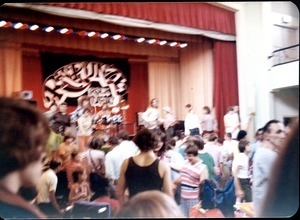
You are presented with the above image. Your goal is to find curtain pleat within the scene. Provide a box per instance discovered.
[43,2,236,35]
[213,40,239,139]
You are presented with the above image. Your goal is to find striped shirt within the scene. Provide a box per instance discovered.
[180,160,208,199]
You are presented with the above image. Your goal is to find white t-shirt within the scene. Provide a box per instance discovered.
[36,169,58,204]
[231,153,250,178]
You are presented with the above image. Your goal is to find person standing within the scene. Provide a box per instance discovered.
[142,98,162,130]
[35,158,65,217]
[162,106,177,139]
[204,133,224,184]
[232,140,252,203]
[0,97,50,218]
[105,130,139,190]
[184,104,201,136]
[49,102,72,151]
[252,119,286,217]
[224,106,240,139]
[116,128,173,205]
[77,108,95,153]
[174,142,208,217]
[200,106,218,137]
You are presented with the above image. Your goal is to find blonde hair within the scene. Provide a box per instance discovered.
[115,190,184,218]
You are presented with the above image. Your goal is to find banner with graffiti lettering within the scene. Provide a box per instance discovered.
[41,52,130,109]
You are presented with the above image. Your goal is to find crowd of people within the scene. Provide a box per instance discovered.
[0,96,298,218]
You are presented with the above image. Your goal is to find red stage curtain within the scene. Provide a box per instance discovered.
[213,40,239,139]
[43,2,236,35]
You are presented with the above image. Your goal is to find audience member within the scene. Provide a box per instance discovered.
[200,106,218,137]
[116,128,173,205]
[0,97,50,218]
[152,128,167,158]
[142,98,162,130]
[184,104,201,136]
[160,137,185,204]
[174,142,208,217]
[115,190,184,218]
[222,132,235,174]
[232,139,252,203]
[55,133,77,168]
[90,177,121,216]
[105,130,139,190]
[189,135,216,180]
[204,133,223,184]
[36,158,65,217]
[259,120,298,218]
[252,119,286,217]
[68,169,91,204]
[65,150,88,189]
[248,128,263,161]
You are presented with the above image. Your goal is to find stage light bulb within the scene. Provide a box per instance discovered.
[14,22,23,29]
[158,40,167,45]
[169,42,177,47]
[29,24,39,31]
[112,34,121,40]
[45,26,54,32]
[179,43,188,48]
[136,37,145,43]
[147,39,156,44]
[100,33,109,38]
[88,31,96,37]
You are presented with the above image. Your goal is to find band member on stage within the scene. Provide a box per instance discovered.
[142,98,163,130]
[94,103,113,135]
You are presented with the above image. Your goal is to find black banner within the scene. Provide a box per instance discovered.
[40,52,130,108]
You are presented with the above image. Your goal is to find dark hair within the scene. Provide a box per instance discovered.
[187,135,205,150]
[107,135,120,146]
[184,142,198,156]
[238,139,249,153]
[208,133,218,142]
[133,128,155,152]
[237,130,247,141]
[151,128,166,156]
[203,106,211,114]
[166,138,176,150]
[72,169,84,183]
[0,97,50,178]
[117,130,130,140]
[63,133,75,142]
[89,137,105,150]
[49,158,62,170]
[185,104,191,108]
[262,119,280,134]
[225,132,232,138]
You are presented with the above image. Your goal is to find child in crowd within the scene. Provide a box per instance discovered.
[68,169,91,204]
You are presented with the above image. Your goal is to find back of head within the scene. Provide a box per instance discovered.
[133,128,155,152]
[89,137,105,150]
[0,97,50,178]
[116,129,130,141]
[115,190,184,218]
[237,130,247,141]
[208,133,218,142]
